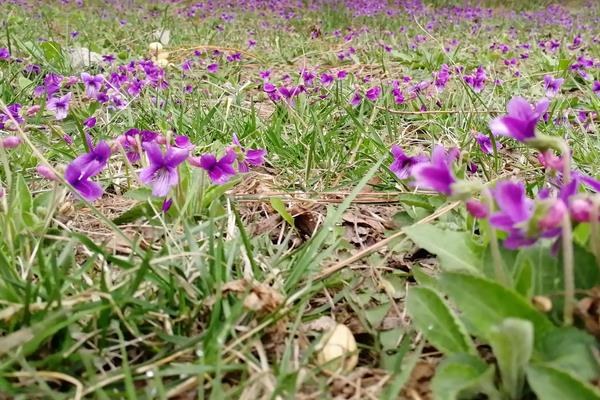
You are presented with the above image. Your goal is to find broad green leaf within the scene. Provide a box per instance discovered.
[440,272,553,342]
[404,224,481,274]
[489,318,533,400]
[407,287,475,355]
[527,364,600,400]
[411,266,439,289]
[537,327,600,382]
[270,197,294,226]
[431,353,500,400]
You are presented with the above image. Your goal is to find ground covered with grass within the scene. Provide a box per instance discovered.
[1,0,600,399]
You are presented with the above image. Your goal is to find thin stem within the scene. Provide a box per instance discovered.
[561,212,575,326]
[0,147,12,189]
[482,189,509,285]
[557,138,575,325]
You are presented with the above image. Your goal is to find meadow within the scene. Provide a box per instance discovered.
[0,0,599,398]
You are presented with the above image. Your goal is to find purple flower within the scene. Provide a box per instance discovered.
[489,97,549,142]
[263,82,277,93]
[207,63,219,73]
[195,150,237,184]
[232,135,266,172]
[593,81,600,96]
[139,142,188,197]
[350,91,362,106]
[490,181,533,231]
[173,135,193,150]
[84,117,96,129]
[543,75,564,97]
[0,103,24,129]
[0,48,10,61]
[474,132,501,154]
[46,92,72,120]
[366,86,381,101]
[466,199,489,218]
[259,69,271,80]
[81,73,104,98]
[64,141,111,201]
[389,145,425,179]
[411,145,456,195]
[320,73,334,86]
[434,64,450,91]
[162,198,173,213]
[464,66,486,93]
[337,70,348,80]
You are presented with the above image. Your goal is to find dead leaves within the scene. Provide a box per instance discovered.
[222,279,284,313]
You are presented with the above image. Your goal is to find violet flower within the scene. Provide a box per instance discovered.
[232,135,266,172]
[489,180,536,248]
[64,141,111,201]
[139,142,188,197]
[207,63,219,73]
[489,96,549,142]
[81,73,104,98]
[365,86,381,101]
[543,75,564,97]
[389,145,425,179]
[411,145,456,195]
[0,48,10,61]
[474,132,501,154]
[194,150,237,184]
[46,92,72,120]
[350,91,362,106]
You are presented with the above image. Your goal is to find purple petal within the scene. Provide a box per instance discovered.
[164,147,189,167]
[143,142,165,166]
[506,96,534,120]
[493,181,532,223]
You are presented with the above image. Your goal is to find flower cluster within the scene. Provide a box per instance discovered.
[62,132,266,202]
[389,96,600,250]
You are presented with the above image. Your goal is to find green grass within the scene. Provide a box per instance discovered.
[0,0,599,398]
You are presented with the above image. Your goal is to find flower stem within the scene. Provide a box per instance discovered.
[557,139,575,325]
[561,213,575,326]
[482,189,509,285]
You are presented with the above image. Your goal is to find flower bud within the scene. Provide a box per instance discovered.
[26,105,41,116]
[0,136,22,148]
[466,199,489,218]
[36,164,57,181]
[570,197,592,222]
[538,200,567,230]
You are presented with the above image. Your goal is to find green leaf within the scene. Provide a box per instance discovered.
[124,187,153,201]
[406,287,475,355]
[411,266,439,289]
[488,318,533,399]
[537,327,600,382]
[431,353,500,400]
[113,202,152,224]
[404,224,482,274]
[40,41,63,64]
[440,272,553,342]
[527,364,600,400]
[270,197,294,226]
[513,257,534,297]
